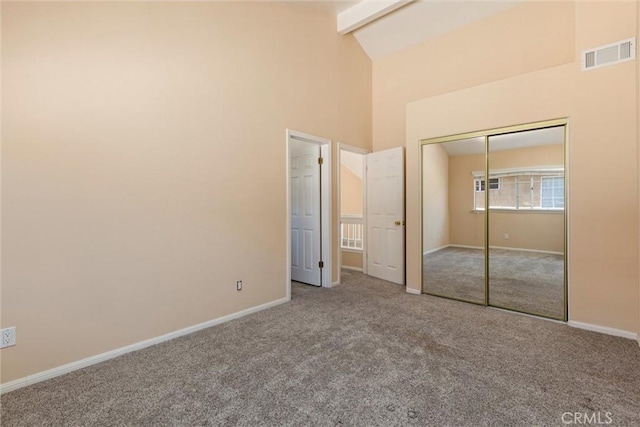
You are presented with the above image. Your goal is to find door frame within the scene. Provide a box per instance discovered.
[286,129,331,300]
[337,143,369,284]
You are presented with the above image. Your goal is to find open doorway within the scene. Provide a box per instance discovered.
[337,145,406,286]
[338,144,368,282]
[286,130,331,300]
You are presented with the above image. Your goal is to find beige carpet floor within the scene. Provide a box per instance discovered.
[423,246,564,319]
[1,270,638,426]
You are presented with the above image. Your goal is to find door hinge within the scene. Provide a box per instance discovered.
[318,157,324,165]
[319,261,324,268]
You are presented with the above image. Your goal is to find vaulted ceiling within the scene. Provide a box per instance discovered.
[337,0,525,59]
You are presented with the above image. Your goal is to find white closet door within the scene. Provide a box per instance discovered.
[290,141,321,286]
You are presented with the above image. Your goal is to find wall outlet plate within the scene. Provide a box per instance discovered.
[236,281,242,291]
[1,327,16,348]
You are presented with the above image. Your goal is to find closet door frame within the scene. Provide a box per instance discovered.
[420,118,568,321]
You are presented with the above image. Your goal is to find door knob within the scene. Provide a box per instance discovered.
[394,220,402,226]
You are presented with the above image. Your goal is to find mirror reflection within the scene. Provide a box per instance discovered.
[422,138,485,304]
[421,122,567,321]
[487,126,565,319]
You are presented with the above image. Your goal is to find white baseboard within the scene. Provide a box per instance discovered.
[406,288,421,295]
[490,306,565,324]
[422,245,449,256]
[449,244,484,250]
[0,297,289,395]
[326,280,340,288]
[341,265,363,272]
[568,321,638,340]
[447,244,562,255]
[490,245,563,255]
[341,248,363,254]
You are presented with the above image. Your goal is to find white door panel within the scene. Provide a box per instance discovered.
[368,227,379,267]
[290,141,321,286]
[291,229,299,268]
[304,175,314,215]
[291,176,299,216]
[386,228,401,270]
[366,147,405,284]
[303,230,313,270]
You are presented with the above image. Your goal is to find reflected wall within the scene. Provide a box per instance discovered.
[422,138,485,304]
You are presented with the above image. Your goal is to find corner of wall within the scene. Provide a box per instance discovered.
[637,0,640,346]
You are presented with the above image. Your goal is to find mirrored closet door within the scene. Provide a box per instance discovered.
[422,138,486,304]
[421,120,567,321]
[488,127,565,318]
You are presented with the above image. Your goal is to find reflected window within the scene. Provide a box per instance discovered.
[474,178,500,192]
[473,167,564,211]
[541,176,565,209]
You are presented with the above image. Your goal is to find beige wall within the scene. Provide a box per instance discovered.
[488,212,564,253]
[406,1,639,334]
[341,251,363,270]
[488,144,564,253]
[340,165,363,215]
[422,143,449,252]
[448,153,486,248]
[1,2,371,384]
[447,144,565,253]
[373,1,575,151]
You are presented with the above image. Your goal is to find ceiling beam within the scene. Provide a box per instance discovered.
[337,0,415,35]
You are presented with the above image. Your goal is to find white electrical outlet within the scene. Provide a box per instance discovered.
[1,327,16,348]
[236,280,242,291]
[504,233,510,240]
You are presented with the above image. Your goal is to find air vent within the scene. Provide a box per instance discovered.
[582,37,636,71]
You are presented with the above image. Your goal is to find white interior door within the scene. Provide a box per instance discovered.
[366,147,405,284]
[290,140,322,286]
